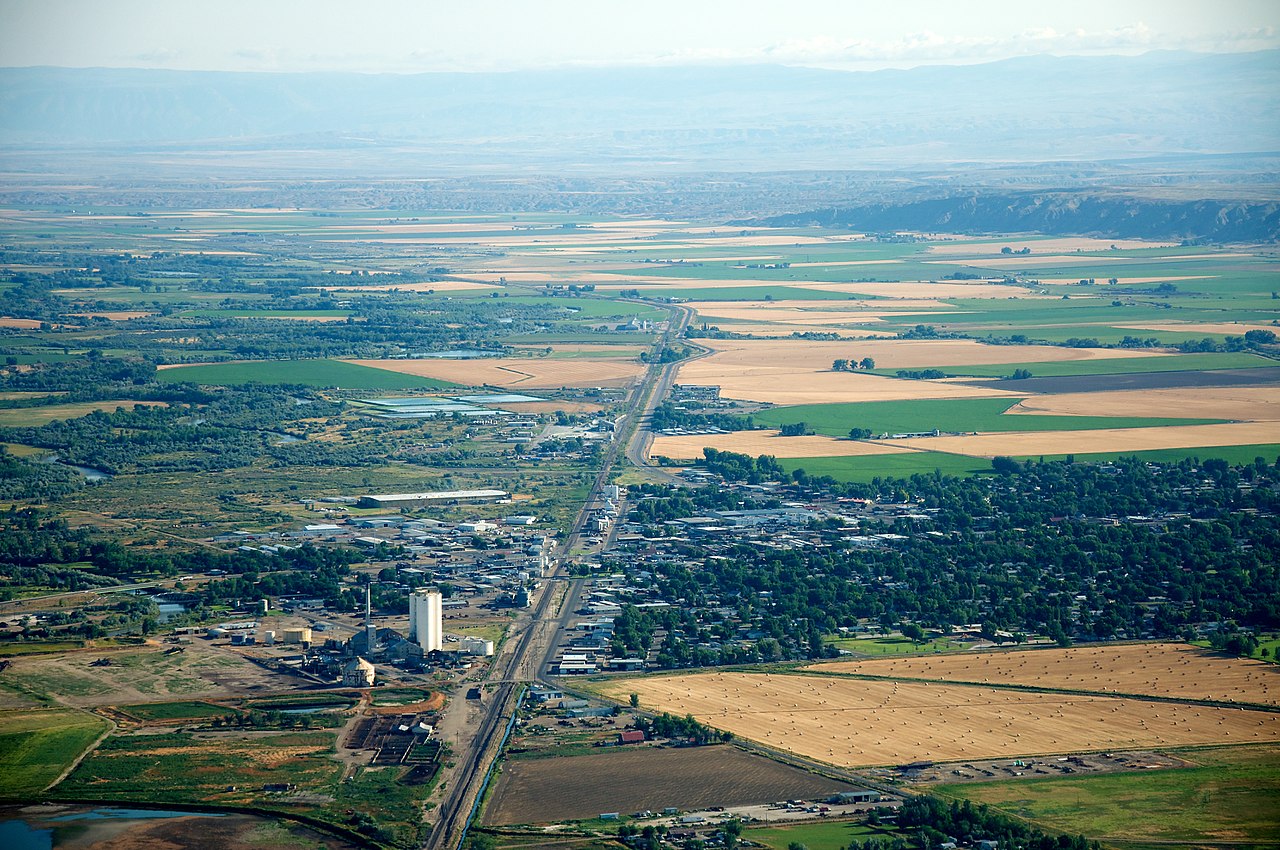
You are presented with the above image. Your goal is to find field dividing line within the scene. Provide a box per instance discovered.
[44,713,116,792]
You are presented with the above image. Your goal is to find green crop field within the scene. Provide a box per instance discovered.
[637,285,876,301]
[1022,444,1280,466]
[54,730,341,801]
[0,708,110,796]
[779,451,994,482]
[747,820,901,850]
[117,700,236,722]
[156,359,456,389]
[755,398,1219,437]
[876,351,1275,379]
[931,744,1280,848]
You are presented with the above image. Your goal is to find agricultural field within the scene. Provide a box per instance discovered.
[156,359,456,389]
[810,643,1279,706]
[747,821,903,850]
[0,707,111,796]
[931,744,1280,850]
[650,430,915,461]
[599,673,1280,769]
[351,356,645,388]
[482,744,858,825]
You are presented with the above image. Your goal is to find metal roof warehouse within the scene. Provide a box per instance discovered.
[358,490,509,509]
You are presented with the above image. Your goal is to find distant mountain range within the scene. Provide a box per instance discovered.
[2,51,1278,171]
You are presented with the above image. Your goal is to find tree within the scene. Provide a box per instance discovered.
[848,427,872,439]
[630,692,640,708]
[991,456,1021,475]
[1010,368,1033,380]
[859,357,876,370]
[832,359,850,372]
[901,622,926,643]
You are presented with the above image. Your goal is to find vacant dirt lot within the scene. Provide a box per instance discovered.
[0,644,301,707]
[483,745,858,824]
[809,644,1278,706]
[602,673,1280,768]
[649,430,914,461]
[885,421,1280,458]
[1008,387,1280,422]
[351,357,644,388]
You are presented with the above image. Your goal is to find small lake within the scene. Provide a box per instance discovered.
[43,455,112,482]
[0,805,358,849]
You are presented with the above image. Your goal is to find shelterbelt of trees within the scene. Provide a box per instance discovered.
[612,454,1280,666]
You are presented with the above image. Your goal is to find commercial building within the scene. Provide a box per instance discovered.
[342,657,375,688]
[357,489,508,510]
[409,589,443,652]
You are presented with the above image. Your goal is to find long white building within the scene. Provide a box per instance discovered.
[409,589,443,652]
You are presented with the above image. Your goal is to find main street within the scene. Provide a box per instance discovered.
[421,301,695,850]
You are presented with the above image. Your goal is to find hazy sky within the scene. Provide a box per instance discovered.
[1,0,1276,73]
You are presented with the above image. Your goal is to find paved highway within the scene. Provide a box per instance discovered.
[421,300,694,850]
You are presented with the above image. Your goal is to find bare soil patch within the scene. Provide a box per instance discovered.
[602,673,1280,769]
[809,644,1279,706]
[650,431,914,461]
[483,745,858,825]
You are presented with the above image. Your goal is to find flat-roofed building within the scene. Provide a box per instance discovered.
[358,489,508,509]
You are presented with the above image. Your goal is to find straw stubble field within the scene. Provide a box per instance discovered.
[602,671,1280,769]
[809,643,1279,706]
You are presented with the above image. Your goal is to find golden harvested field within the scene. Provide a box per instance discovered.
[688,338,1163,371]
[886,422,1280,458]
[649,430,914,461]
[673,368,1017,405]
[601,672,1280,768]
[672,338,1156,405]
[350,357,644,388]
[0,317,46,328]
[691,324,894,338]
[808,644,1279,706]
[1009,387,1280,422]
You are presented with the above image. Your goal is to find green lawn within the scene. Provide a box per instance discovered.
[156,359,456,389]
[824,636,966,655]
[931,745,1280,847]
[117,700,235,722]
[0,708,111,796]
[746,820,901,850]
[755,398,1219,437]
[779,452,994,482]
